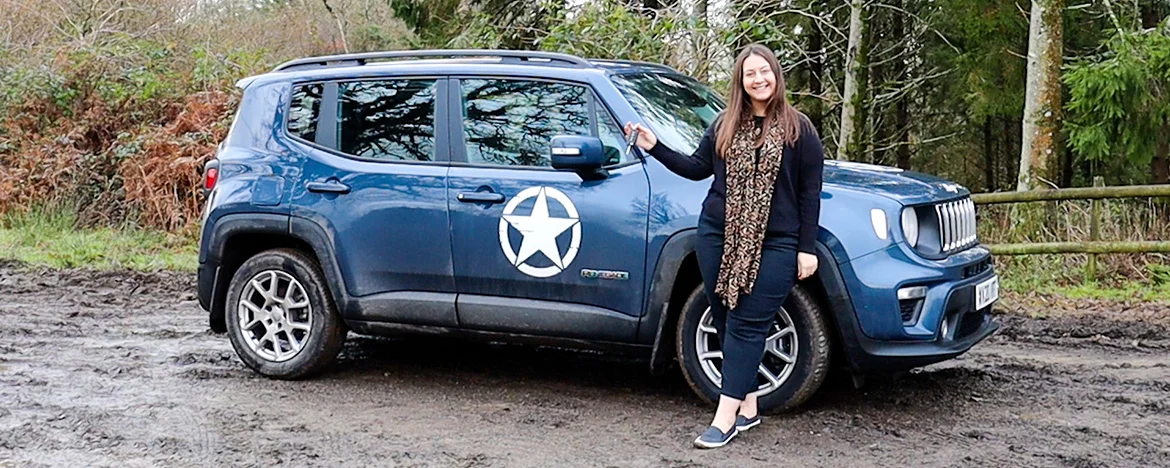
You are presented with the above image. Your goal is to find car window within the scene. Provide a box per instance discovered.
[462,78,623,168]
[337,79,437,162]
[596,107,628,166]
[610,73,724,154]
[288,83,322,142]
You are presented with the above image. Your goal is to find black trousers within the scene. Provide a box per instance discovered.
[696,217,799,401]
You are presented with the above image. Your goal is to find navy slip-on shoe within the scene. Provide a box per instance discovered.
[693,425,739,449]
[736,414,761,431]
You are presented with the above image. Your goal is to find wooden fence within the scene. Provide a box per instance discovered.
[970,177,1170,281]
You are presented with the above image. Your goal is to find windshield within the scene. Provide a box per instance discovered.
[610,72,725,154]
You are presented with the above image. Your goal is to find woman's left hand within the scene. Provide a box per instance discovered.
[797,252,818,280]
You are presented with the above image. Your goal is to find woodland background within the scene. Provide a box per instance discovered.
[1,0,1169,290]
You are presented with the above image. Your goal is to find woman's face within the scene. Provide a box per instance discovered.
[741,53,776,104]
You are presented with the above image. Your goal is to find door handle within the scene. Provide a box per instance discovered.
[306,180,351,194]
[457,192,505,203]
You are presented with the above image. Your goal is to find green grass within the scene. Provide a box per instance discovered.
[3,208,1170,301]
[0,208,197,271]
[1002,274,1170,301]
[1046,282,1170,301]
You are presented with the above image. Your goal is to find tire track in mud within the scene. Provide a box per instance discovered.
[2,262,1170,467]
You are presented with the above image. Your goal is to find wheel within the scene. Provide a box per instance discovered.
[225,248,346,379]
[675,282,831,412]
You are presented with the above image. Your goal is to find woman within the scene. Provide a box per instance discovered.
[624,44,824,449]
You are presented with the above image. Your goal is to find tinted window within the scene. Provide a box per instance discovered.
[611,73,724,154]
[597,108,628,166]
[338,79,436,161]
[460,79,593,167]
[288,84,322,142]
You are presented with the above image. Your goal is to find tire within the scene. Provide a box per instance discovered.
[675,283,831,412]
[225,248,346,379]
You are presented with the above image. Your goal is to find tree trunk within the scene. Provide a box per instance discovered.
[1155,124,1170,184]
[320,0,350,54]
[892,0,911,170]
[837,0,867,161]
[1005,117,1019,187]
[808,2,825,132]
[871,33,887,165]
[1060,143,1074,187]
[692,0,709,82]
[1017,0,1064,191]
[1142,1,1164,28]
[984,117,996,191]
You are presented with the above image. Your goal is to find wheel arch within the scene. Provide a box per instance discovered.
[647,235,853,374]
[203,214,346,333]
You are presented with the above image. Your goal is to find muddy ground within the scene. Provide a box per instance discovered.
[1,261,1168,467]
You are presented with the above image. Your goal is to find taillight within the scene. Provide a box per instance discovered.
[204,167,219,190]
[202,159,220,195]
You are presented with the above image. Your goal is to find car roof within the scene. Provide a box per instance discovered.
[237,49,678,88]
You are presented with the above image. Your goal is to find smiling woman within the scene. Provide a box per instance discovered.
[624,43,825,449]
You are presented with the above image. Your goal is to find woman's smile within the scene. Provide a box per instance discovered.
[742,54,776,103]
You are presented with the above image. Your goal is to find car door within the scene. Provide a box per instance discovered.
[288,77,458,327]
[446,76,650,342]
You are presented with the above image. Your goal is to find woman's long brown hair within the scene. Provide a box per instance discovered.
[715,44,802,158]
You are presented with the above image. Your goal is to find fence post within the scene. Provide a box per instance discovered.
[1086,176,1104,283]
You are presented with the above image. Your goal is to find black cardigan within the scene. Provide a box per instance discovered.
[647,115,825,254]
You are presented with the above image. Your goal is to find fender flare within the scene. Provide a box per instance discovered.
[201,213,289,332]
[645,235,860,374]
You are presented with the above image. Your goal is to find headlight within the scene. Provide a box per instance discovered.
[870,209,888,240]
[902,207,919,248]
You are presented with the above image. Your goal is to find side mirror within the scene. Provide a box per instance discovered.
[550,135,608,181]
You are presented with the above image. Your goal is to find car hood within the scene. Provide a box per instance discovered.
[823,160,969,205]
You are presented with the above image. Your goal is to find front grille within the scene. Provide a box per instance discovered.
[935,198,977,254]
[963,258,992,278]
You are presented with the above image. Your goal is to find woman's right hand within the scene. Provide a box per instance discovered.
[623,122,658,151]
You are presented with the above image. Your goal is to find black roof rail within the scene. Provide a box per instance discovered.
[272,49,594,72]
[588,59,677,72]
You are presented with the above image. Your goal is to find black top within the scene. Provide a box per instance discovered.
[648,114,825,254]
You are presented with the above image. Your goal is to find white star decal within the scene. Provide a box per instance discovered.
[498,186,582,278]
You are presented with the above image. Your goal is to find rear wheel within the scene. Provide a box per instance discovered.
[225,248,346,379]
[675,283,831,412]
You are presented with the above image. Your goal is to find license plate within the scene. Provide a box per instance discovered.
[975,275,999,310]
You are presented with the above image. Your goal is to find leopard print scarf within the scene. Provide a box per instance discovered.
[714,115,786,310]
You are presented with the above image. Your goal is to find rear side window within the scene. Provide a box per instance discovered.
[337,79,437,162]
[287,83,322,142]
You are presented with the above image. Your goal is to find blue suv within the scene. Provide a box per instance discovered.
[197,50,1000,411]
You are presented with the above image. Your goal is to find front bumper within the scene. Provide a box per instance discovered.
[843,299,998,373]
[825,243,1000,373]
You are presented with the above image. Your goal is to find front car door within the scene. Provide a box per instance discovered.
[446,76,650,342]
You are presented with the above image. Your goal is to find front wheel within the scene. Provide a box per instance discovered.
[675,283,831,412]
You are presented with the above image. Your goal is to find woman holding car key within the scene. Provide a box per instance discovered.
[624,44,825,449]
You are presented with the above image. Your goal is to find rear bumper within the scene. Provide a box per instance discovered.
[197,261,216,311]
[197,260,227,333]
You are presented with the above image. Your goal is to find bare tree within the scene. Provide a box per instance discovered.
[1016,0,1064,191]
[837,0,866,161]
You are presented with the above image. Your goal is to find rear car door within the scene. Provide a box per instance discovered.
[288,77,458,327]
[446,76,651,342]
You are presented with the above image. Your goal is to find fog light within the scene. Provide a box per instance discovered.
[940,318,951,340]
[897,286,927,325]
